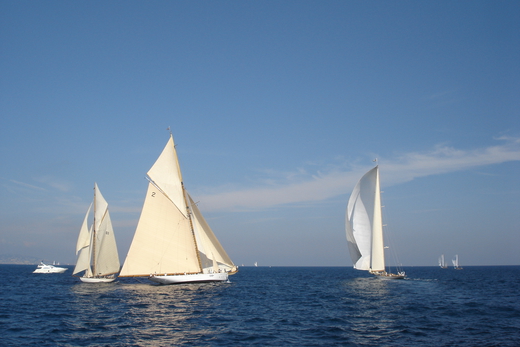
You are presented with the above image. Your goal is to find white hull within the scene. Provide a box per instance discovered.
[149,272,229,285]
[79,276,116,283]
[33,268,67,274]
[33,263,67,274]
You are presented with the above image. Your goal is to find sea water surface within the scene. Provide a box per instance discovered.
[1,265,519,346]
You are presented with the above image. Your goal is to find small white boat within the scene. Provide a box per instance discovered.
[345,165,406,279]
[33,261,67,274]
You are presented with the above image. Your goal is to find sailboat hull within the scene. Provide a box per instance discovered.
[370,271,406,280]
[80,276,116,283]
[375,273,406,280]
[149,272,229,285]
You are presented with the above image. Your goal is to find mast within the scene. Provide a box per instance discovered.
[171,131,203,273]
[171,133,203,273]
[371,165,385,272]
[92,183,97,277]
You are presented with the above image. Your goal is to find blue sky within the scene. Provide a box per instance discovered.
[1,1,519,266]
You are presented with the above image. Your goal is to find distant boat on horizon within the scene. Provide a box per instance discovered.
[119,132,238,285]
[73,183,120,283]
[452,254,463,270]
[346,165,405,279]
[439,254,448,268]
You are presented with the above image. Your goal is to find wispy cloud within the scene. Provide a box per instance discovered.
[8,180,47,191]
[35,176,73,192]
[197,137,520,212]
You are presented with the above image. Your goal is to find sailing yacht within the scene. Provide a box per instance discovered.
[73,183,120,283]
[345,166,405,279]
[452,254,463,270]
[439,254,448,268]
[119,133,238,285]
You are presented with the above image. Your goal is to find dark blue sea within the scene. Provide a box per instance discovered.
[1,265,519,346]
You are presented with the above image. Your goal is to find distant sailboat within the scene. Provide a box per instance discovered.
[73,183,120,283]
[345,166,405,279]
[439,254,448,268]
[452,254,463,270]
[119,133,238,285]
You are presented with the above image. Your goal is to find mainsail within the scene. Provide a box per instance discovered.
[345,166,385,272]
[73,183,120,279]
[120,134,237,280]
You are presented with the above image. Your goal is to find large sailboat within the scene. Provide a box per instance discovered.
[119,133,238,285]
[345,166,405,279]
[439,254,448,268]
[73,183,120,283]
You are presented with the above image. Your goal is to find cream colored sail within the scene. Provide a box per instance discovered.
[345,166,385,272]
[73,204,92,276]
[188,194,237,273]
[119,182,201,276]
[147,135,187,218]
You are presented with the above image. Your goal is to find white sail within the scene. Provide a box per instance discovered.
[345,166,385,272]
[95,192,121,276]
[439,254,447,268]
[73,183,120,281]
[120,133,237,284]
[345,166,404,279]
[73,204,92,275]
[452,254,462,269]
[76,203,92,254]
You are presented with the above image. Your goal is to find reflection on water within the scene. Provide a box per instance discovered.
[67,280,229,346]
[342,276,408,346]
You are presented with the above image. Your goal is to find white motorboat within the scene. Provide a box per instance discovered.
[33,262,67,274]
